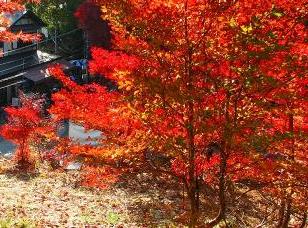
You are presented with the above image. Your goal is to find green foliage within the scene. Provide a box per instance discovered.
[79,214,94,224]
[16,218,36,228]
[0,218,36,228]
[105,211,120,225]
[0,218,13,228]
[27,0,83,32]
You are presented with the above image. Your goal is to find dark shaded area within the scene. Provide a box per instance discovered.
[75,1,112,49]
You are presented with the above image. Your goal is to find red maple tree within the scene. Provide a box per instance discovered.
[49,0,307,226]
[0,93,48,170]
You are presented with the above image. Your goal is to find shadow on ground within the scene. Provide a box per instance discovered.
[115,170,187,226]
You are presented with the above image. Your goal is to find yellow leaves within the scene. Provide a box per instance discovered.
[115,71,134,91]
[229,18,237,28]
[141,112,148,120]
[100,7,109,21]
[101,6,108,14]
[177,38,186,46]
[100,6,120,25]
[241,25,253,34]
[41,131,56,140]
[273,11,283,18]
[124,103,140,120]
[133,89,141,96]
[116,70,128,78]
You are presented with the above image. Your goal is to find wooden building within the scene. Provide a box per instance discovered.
[0,10,48,106]
[0,10,47,56]
[0,9,86,112]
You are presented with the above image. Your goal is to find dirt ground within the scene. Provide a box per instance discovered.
[0,158,187,227]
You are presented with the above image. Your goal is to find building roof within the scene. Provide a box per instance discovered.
[23,58,75,83]
[3,10,46,28]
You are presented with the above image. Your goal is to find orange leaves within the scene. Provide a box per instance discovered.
[46,1,308,217]
[0,1,24,13]
[48,67,145,154]
[81,165,121,189]
[89,48,140,81]
[48,65,79,89]
[0,106,41,143]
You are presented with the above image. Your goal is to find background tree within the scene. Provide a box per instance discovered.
[28,0,84,32]
[75,0,112,49]
[28,0,87,58]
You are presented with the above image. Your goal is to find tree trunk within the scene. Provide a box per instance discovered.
[299,212,307,228]
[207,93,231,227]
[184,1,198,224]
[281,197,292,228]
[207,147,227,227]
[18,139,29,169]
[280,114,294,228]
[277,199,286,228]
[187,101,198,227]
[188,186,199,228]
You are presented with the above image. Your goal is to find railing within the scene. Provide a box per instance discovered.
[1,28,82,56]
[0,28,83,76]
[0,43,37,57]
[2,45,37,56]
[0,73,25,83]
[0,55,37,75]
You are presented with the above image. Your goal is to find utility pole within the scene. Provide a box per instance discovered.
[83,30,89,60]
[82,30,89,82]
[54,28,58,54]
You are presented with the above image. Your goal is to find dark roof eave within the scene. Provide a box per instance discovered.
[5,10,46,29]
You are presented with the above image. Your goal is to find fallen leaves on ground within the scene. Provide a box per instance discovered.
[0,158,185,227]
